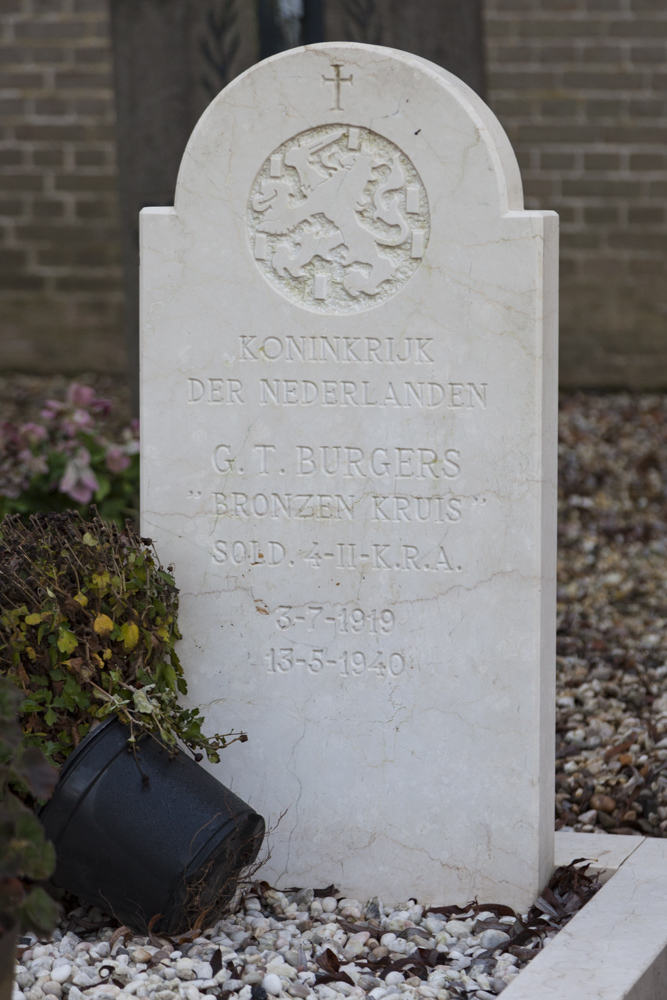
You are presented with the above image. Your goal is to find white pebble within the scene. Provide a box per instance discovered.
[184,986,201,1000]
[262,975,283,996]
[384,972,405,986]
[49,967,71,986]
[321,897,338,913]
[479,929,510,950]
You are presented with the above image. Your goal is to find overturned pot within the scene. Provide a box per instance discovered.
[40,718,265,934]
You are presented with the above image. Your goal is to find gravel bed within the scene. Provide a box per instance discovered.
[557,392,667,837]
[14,870,601,1000]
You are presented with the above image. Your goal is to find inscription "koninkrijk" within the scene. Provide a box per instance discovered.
[238,335,434,363]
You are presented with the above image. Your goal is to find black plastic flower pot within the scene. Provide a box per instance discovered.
[39,718,265,935]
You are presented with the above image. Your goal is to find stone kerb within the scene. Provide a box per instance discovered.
[140,42,558,911]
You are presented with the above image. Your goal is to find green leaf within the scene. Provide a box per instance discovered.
[18,886,59,935]
[82,532,98,547]
[56,626,78,655]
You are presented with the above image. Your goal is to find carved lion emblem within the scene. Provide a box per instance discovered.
[247,125,430,313]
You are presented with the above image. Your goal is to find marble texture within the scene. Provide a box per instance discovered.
[140,43,558,909]
[506,834,667,999]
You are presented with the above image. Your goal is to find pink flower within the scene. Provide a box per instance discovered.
[59,448,99,504]
[19,422,48,447]
[18,448,48,476]
[41,400,64,420]
[105,445,131,474]
[66,383,96,409]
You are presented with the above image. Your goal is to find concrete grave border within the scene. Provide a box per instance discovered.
[503,831,667,999]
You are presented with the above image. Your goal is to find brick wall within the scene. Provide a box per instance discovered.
[0,0,124,374]
[1,0,666,385]
[485,0,667,387]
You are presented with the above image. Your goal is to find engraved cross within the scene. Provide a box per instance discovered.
[323,63,353,111]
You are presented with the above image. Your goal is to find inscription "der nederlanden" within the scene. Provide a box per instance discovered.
[188,378,487,409]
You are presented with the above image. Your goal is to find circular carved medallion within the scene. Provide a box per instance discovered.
[247,125,430,314]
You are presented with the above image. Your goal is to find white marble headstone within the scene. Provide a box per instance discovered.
[141,43,558,910]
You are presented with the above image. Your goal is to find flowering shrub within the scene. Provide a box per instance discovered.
[0,383,139,524]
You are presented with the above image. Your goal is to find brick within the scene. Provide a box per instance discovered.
[73,46,111,65]
[33,98,69,116]
[583,100,622,117]
[579,45,626,64]
[539,0,580,10]
[75,200,117,220]
[563,178,642,196]
[38,245,121,267]
[628,100,666,118]
[541,152,576,169]
[0,274,45,291]
[54,275,122,292]
[557,206,577,223]
[561,232,601,250]
[584,206,621,224]
[630,153,666,170]
[33,199,66,217]
[517,19,601,38]
[33,0,70,11]
[54,174,117,192]
[15,124,115,141]
[629,46,667,63]
[0,200,24,217]
[608,232,667,252]
[563,71,644,89]
[587,0,627,9]
[541,99,580,116]
[32,148,65,166]
[492,44,534,62]
[0,149,23,166]
[74,148,108,167]
[628,260,667,278]
[54,69,112,89]
[0,247,28,267]
[0,72,45,88]
[15,22,90,42]
[584,153,622,169]
[15,223,115,243]
[538,44,578,63]
[518,124,608,142]
[488,70,559,89]
[0,98,23,117]
[628,206,665,224]
[609,20,667,38]
[1,174,43,192]
[72,97,110,115]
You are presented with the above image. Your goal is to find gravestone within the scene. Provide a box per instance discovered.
[141,43,558,910]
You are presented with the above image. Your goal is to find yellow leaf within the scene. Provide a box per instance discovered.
[24,613,42,626]
[26,646,36,662]
[102,648,112,661]
[156,626,170,641]
[93,614,114,637]
[82,532,98,547]
[120,621,139,652]
[91,653,104,668]
[91,571,110,590]
[73,592,88,608]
